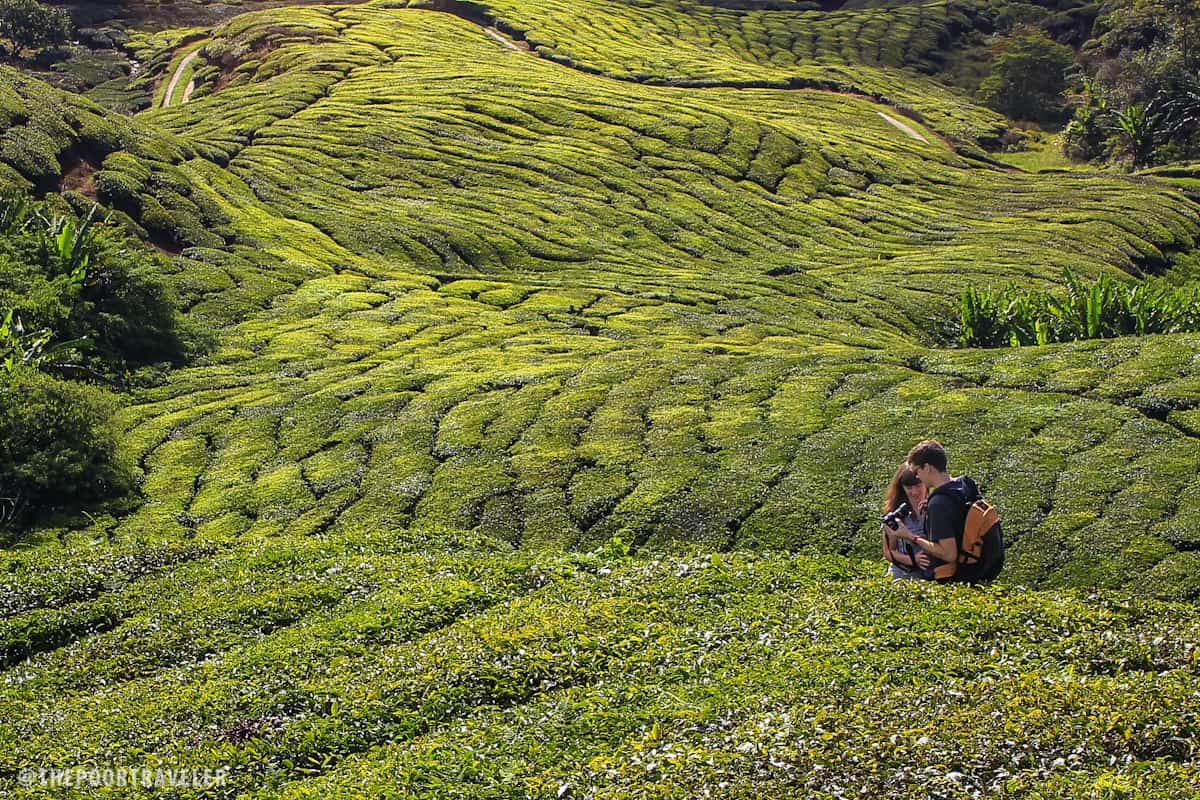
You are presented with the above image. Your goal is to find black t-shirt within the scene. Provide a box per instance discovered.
[924,477,973,569]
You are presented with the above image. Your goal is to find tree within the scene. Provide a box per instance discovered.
[1092,0,1200,102]
[1069,0,1200,164]
[0,0,71,54]
[980,26,1075,123]
[0,366,132,531]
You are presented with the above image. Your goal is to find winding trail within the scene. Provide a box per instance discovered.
[484,27,526,52]
[876,111,929,143]
[162,48,201,108]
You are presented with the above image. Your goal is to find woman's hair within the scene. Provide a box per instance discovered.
[883,463,921,513]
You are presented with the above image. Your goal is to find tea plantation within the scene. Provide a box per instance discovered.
[1,0,1198,796]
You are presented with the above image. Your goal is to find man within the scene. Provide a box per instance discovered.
[905,439,965,580]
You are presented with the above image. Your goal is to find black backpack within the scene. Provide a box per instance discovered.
[932,476,1005,583]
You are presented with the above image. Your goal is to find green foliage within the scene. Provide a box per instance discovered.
[0,543,1198,797]
[1095,0,1200,90]
[979,25,1075,123]
[1066,0,1200,164]
[1063,78,1111,160]
[40,0,1184,601]
[0,366,132,529]
[0,184,27,232]
[0,307,87,373]
[958,268,1200,347]
[376,0,1011,150]
[0,124,59,183]
[39,201,99,278]
[1113,101,1158,164]
[0,190,191,380]
[1061,78,1187,166]
[0,0,70,54]
[0,190,198,533]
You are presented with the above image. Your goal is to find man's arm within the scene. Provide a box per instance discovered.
[913,496,958,563]
[913,533,955,562]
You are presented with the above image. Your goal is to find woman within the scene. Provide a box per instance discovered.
[881,463,932,580]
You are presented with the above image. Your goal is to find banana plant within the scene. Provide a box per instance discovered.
[35,203,102,281]
[1110,103,1158,164]
[1,309,89,374]
[1089,282,1103,338]
[0,190,31,235]
[958,285,1005,347]
[956,268,1200,348]
[1034,318,1050,346]
[1003,289,1039,346]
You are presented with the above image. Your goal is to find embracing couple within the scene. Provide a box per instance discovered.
[881,439,993,582]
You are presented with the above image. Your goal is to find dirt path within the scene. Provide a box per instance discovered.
[162,48,201,108]
[876,111,929,144]
[484,27,527,52]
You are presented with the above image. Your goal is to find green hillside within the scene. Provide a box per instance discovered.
[1,0,1199,796]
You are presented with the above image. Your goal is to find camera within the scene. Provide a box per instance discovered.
[882,501,911,531]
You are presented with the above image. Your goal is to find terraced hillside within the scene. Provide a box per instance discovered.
[2,0,1200,796]
[70,0,1195,595]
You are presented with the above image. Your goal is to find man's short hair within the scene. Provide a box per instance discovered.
[907,439,948,472]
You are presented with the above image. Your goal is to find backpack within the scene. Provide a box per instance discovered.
[931,476,1005,583]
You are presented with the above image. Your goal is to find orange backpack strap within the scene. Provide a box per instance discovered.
[960,499,1000,565]
[931,484,1001,582]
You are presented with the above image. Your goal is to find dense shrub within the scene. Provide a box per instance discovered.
[0,191,192,378]
[0,0,70,54]
[0,190,200,533]
[1061,84,1111,160]
[958,268,1200,347]
[79,241,186,369]
[0,366,132,530]
[980,26,1075,123]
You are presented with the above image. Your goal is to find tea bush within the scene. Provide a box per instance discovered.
[6,1,1181,597]
[0,366,132,530]
[1,542,1197,798]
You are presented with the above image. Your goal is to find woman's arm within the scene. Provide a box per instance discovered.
[883,527,916,566]
[882,526,914,565]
